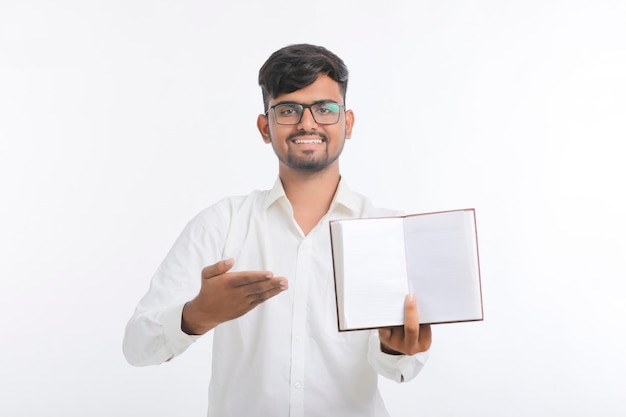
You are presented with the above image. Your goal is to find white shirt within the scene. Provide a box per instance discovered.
[123,177,429,417]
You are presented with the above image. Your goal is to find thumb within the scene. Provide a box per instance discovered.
[201,258,234,279]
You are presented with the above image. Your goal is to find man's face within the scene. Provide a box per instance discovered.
[257,75,354,174]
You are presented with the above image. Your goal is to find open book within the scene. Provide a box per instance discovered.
[329,209,483,331]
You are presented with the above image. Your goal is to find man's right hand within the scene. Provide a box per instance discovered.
[181,258,288,335]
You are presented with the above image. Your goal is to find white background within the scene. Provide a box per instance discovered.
[1,1,625,416]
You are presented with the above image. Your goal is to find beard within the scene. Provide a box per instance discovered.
[279,131,344,172]
[286,149,333,171]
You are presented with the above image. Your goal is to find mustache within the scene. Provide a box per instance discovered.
[287,131,328,142]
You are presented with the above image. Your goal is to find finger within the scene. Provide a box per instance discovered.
[242,276,288,295]
[404,293,419,327]
[246,281,289,306]
[396,294,421,353]
[419,324,432,350]
[404,294,419,333]
[201,258,235,279]
[378,328,392,344]
[229,271,276,287]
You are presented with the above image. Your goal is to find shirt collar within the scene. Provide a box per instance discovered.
[263,177,288,210]
[262,176,361,214]
[329,177,361,214]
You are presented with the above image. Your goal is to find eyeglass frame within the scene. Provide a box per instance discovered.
[265,101,346,125]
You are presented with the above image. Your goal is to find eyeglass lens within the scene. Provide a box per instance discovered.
[273,103,342,125]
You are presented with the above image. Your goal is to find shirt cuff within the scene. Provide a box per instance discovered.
[160,303,202,355]
[367,332,429,383]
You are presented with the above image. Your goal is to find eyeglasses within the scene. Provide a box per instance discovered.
[266,102,345,125]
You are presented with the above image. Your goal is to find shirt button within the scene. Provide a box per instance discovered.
[294,382,302,389]
[295,335,302,342]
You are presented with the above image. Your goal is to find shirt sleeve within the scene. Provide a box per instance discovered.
[122,204,229,367]
[122,302,202,366]
[366,332,430,383]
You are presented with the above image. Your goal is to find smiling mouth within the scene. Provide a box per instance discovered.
[293,139,323,144]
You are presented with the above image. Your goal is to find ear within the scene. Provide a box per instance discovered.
[344,109,355,140]
[257,114,272,144]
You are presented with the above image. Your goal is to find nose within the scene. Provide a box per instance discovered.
[297,107,318,129]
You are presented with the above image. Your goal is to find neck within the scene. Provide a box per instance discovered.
[279,165,341,235]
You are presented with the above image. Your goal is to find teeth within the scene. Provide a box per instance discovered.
[294,139,323,144]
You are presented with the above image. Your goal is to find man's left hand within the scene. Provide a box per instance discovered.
[378,293,432,356]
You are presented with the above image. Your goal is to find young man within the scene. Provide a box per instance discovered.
[123,43,431,417]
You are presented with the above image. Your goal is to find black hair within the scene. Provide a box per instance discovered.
[258,43,349,112]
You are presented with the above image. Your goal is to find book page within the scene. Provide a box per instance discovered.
[331,217,409,330]
[403,210,482,324]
